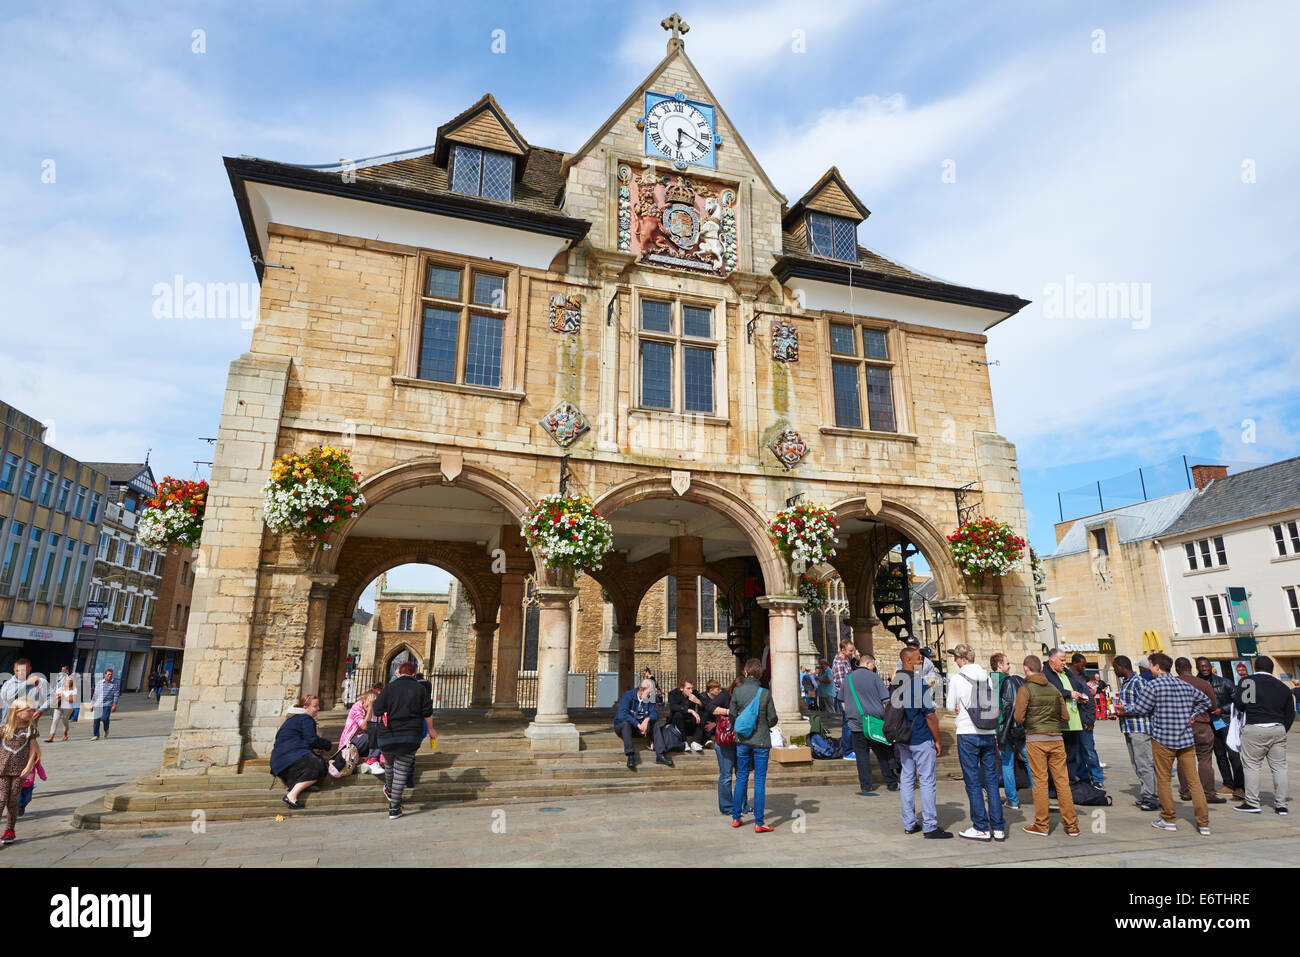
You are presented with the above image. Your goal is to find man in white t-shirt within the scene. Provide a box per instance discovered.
[946,643,1005,842]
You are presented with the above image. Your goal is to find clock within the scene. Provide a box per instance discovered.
[642,92,717,170]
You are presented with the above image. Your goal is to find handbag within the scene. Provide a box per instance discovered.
[847,671,889,745]
[714,713,737,746]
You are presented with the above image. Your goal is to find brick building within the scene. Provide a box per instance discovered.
[0,400,108,676]
[149,544,198,686]
[167,16,1038,772]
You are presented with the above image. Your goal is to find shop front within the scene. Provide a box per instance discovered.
[76,629,152,692]
[0,623,77,679]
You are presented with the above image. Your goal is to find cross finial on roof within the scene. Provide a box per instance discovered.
[661,12,689,52]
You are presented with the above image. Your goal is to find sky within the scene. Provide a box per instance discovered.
[3,0,1297,587]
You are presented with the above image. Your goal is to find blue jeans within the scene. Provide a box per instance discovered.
[1000,741,1032,805]
[92,708,111,737]
[1077,728,1104,785]
[957,734,1006,832]
[715,744,750,814]
[733,745,770,825]
[898,741,938,833]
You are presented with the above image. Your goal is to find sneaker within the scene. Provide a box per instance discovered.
[842,753,856,760]
[958,826,991,842]
[1003,799,1020,809]
[992,829,1006,842]
[1197,826,1211,836]
[1276,806,1289,816]
[1206,795,1227,804]
[754,824,774,833]
[1137,801,1161,812]
[1234,802,1261,814]
[903,823,922,834]
[689,742,703,752]
[855,790,877,797]
[1098,762,1107,769]
[0,829,13,845]
[1064,827,1081,837]
[704,740,714,749]
[382,787,391,803]
[1022,824,1049,836]
[923,828,954,840]
[388,807,403,821]
[1152,817,1177,831]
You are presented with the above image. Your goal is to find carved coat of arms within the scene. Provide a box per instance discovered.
[622,165,733,277]
[549,294,581,334]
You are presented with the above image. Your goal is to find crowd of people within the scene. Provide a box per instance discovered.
[260,644,1294,838]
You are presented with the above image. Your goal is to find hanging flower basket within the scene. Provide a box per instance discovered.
[947,516,1025,587]
[1030,545,1046,588]
[261,446,367,549]
[137,477,207,549]
[798,572,830,614]
[521,494,613,577]
[767,502,839,579]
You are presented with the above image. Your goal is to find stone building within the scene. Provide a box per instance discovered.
[81,462,163,691]
[0,400,108,676]
[148,544,198,686]
[168,15,1038,772]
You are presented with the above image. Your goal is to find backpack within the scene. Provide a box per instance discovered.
[733,687,764,737]
[882,700,913,746]
[657,722,686,753]
[809,733,837,759]
[1070,781,1112,807]
[961,673,1001,732]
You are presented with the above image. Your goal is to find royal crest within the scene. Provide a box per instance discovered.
[540,401,590,449]
[622,165,735,276]
[769,428,809,469]
[549,294,582,334]
[771,320,799,362]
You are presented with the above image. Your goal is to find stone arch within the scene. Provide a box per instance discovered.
[593,476,784,594]
[331,542,501,628]
[315,457,541,577]
[382,642,425,677]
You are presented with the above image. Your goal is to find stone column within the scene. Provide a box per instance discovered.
[851,616,879,658]
[470,620,497,708]
[669,536,704,683]
[523,584,581,753]
[616,622,640,694]
[759,594,809,739]
[490,572,526,717]
[300,577,336,700]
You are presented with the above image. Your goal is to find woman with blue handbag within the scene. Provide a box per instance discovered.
[729,658,779,832]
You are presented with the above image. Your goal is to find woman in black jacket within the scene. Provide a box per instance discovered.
[269,694,332,809]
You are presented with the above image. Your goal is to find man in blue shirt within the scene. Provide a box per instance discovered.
[1113,655,1158,811]
[1114,652,1212,835]
[614,678,673,770]
[892,647,950,839]
[91,668,120,739]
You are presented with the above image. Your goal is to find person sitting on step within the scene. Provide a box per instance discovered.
[667,678,708,752]
[614,678,674,770]
[269,694,332,810]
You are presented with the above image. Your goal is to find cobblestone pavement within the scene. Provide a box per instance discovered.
[3,698,1295,867]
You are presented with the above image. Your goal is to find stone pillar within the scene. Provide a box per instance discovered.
[490,572,526,716]
[470,620,497,708]
[759,594,809,739]
[300,577,336,700]
[669,536,704,683]
[523,584,581,753]
[851,616,878,658]
[616,622,639,694]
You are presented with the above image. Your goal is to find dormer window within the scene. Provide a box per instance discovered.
[450,145,514,202]
[807,212,858,261]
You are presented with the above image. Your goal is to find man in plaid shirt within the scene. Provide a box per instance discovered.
[1115,652,1212,834]
[1113,656,1158,811]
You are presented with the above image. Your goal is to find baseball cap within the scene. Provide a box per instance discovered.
[947,643,974,660]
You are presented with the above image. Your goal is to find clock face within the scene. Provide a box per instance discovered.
[644,94,715,169]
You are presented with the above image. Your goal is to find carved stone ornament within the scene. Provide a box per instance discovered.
[769,429,809,469]
[671,470,691,497]
[771,319,798,362]
[549,294,582,334]
[540,402,590,449]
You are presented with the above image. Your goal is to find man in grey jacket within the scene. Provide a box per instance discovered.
[839,654,898,794]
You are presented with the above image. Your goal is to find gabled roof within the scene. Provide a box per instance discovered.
[1161,457,1300,538]
[1049,490,1197,558]
[562,46,787,204]
[783,167,871,229]
[85,462,154,486]
[432,93,529,170]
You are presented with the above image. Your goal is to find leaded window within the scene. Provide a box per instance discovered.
[450,145,514,202]
[638,298,718,415]
[828,323,896,432]
[807,212,858,261]
[416,259,509,390]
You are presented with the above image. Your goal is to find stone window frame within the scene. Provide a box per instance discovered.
[819,317,903,435]
[629,287,730,421]
[663,575,731,638]
[403,250,521,395]
[397,606,415,632]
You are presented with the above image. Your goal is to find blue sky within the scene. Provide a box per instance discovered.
[2,0,1297,586]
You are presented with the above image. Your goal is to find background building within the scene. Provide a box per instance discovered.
[149,544,198,687]
[0,400,107,676]
[81,461,161,691]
